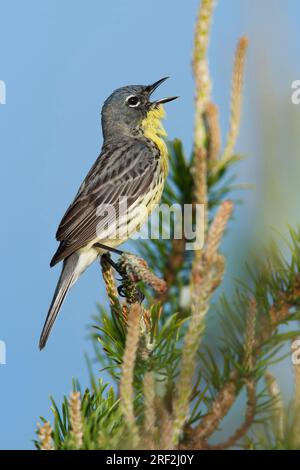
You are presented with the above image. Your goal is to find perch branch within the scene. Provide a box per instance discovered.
[172,200,233,445]
[119,303,141,445]
[69,391,83,449]
[38,421,54,451]
[204,379,256,450]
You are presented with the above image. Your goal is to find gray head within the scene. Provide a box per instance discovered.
[101,77,178,140]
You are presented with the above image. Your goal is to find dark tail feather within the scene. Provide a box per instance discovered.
[39,253,79,350]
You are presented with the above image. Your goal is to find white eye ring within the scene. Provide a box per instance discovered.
[126,95,141,107]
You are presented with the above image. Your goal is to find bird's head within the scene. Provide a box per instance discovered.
[101,77,178,140]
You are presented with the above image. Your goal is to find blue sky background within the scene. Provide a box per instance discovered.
[1,0,300,449]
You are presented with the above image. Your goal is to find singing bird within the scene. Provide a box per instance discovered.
[39,77,178,349]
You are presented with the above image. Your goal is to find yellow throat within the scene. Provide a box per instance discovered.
[141,105,168,177]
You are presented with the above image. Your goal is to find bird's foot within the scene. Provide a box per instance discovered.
[100,252,145,304]
[101,251,126,277]
[117,283,145,303]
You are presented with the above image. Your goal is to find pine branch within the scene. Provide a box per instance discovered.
[204,379,256,450]
[205,302,257,450]
[119,303,141,446]
[187,266,300,449]
[157,399,174,450]
[265,372,285,441]
[192,0,215,239]
[37,422,54,451]
[214,36,248,173]
[172,201,233,445]
[69,392,83,449]
[142,372,156,449]
[193,0,215,149]
[204,103,221,164]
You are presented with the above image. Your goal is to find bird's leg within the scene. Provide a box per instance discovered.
[95,242,128,282]
[94,242,124,256]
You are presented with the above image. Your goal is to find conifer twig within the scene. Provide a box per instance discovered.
[159,237,186,301]
[193,0,215,149]
[191,294,293,446]
[204,379,256,450]
[155,398,174,450]
[205,199,233,263]
[189,370,239,448]
[216,36,248,171]
[192,0,215,240]
[143,371,156,448]
[69,392,83,449]
[193,148,208,226]
[160,409,174,450]
[38,421,54,451]
[204,102,221,163]
[265,372,284,441]
[188,280,300,449]
[295,366,300,407]
[118,253,167,295]
[119,303,141,445]
[172,273,212,445]
[101,254,129,320]
[293,339,300,407]
[292,338,300,447]
[244,298,257,371]
[202,302,257,450]
[101,254,119,304]
[172,200,233,445]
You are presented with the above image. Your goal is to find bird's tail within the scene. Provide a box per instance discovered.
[39,252,79,350]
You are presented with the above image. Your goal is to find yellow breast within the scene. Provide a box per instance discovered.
[141,105,169,177]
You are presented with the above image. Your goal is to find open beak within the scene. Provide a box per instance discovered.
[146,77,179,106]
[153,96,179,104]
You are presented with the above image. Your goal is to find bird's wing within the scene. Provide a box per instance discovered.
[50,140,160,266]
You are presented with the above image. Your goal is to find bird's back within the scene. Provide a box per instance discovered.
[50,133,166,266]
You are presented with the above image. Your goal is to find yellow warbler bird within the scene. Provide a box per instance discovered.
[39,77,178,349]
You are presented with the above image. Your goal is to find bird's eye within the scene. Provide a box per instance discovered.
[126,95,140,107]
